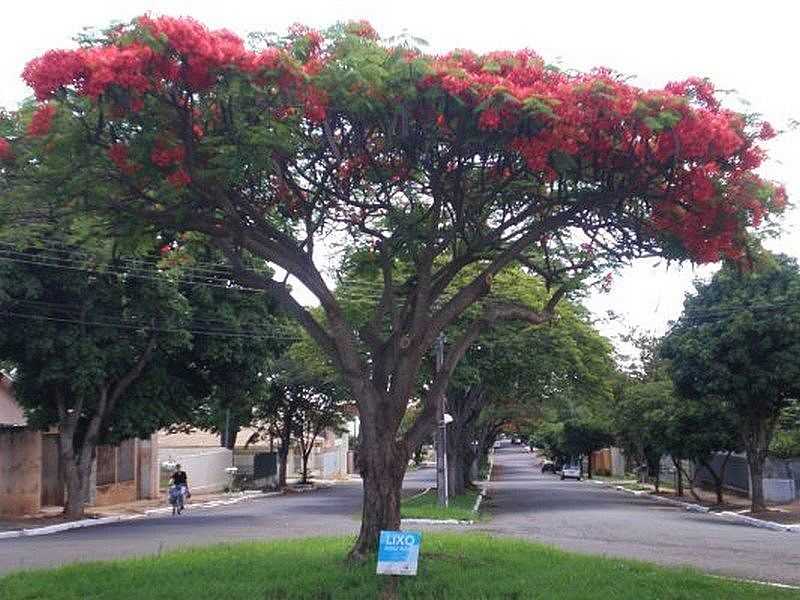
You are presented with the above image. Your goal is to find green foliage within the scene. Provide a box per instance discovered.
[450,265,615,430]
[663,253,800,436]
[0,246,193,442]
[770,400,800,458]
[563,419,614,459]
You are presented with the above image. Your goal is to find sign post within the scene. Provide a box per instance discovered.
[376,531,422,576]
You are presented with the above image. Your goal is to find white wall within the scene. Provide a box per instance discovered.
[158,447,233,493]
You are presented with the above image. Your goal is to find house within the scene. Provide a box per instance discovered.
[157,422,352,490]
[0,372,160,517]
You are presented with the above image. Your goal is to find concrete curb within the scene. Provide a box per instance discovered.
[0,490,286,540]
[402,518,471,526]
[472,454,495,514]
[596,480,798,533]
[717,511,799,533]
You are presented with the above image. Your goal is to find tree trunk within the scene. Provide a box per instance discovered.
[587,453,593,479]
[300,447,311,484]
[717,451,733,505]
[58,430,95,519]
[679,461,702,503]
[743,419,774,513]
[714,473,724,505]
[277,436,290,488]
[348,427,408,562]
[447,423,467,497]
[699,458,724,505]
[444,386,486,498]
[62,459,92,518]
[276,413,293,488]
[672,456,683,497]
[222,424,238,450]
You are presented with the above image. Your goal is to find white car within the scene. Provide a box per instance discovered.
[493,440,502,449]
[561,464,582,481]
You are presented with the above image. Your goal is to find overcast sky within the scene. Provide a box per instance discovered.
[2,1,797,350]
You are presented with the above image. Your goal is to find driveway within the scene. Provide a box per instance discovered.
[481,445,800,586]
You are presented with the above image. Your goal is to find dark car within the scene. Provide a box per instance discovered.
[541,460,558,473]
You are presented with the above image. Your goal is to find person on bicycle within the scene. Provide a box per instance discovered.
[169,464,190,513]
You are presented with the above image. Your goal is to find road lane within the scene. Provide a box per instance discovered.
[481,445,800,586]
[0,466,438,574]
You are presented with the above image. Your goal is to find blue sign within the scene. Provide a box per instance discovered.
[376,530,422,576]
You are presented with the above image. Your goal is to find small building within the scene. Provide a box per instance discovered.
[0,372,160,517]
[157,422,351,490]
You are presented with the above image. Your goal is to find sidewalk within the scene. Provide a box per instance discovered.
[0,490,260,534]
[588,477,800,530]
[0,478,343,535]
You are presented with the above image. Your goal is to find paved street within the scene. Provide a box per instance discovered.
[2,447,799,585]
[482,445,800,586]
[0,467,437,574]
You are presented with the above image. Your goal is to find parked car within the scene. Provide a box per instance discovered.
[541,460,557,473]
[493,440,502,449]
[511,437,521,444]
[561,464,582,481]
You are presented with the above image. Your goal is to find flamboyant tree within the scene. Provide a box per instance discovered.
[3,16,786,556]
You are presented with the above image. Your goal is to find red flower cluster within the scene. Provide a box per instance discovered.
[759,121,777,140]
[302,88,329,123]
[346,20,379,40]
[421,49,780,262]
[22,15,326,120]
[22,49,87,101]
[22,44,155,101]
[287,23,324,55]
[138,15,249,89]
[167,169,191,188]
[27,104,56,136]
[0,138,11,160]
[150,142,186,168]
[107,143,138,175]
[19,17,782,264]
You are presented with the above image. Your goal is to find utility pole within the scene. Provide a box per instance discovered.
[434,333,448,507]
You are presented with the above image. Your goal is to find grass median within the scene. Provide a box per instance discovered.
[401,489,480,521]
[1,533,797,599]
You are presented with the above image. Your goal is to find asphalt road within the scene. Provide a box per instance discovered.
[481,445,800,586]
[0,466,437,574]
[2,447,799,586]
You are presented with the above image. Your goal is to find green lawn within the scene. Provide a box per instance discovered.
[401,489,480,521]
[0,534,796,599]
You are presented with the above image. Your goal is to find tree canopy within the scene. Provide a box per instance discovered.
[662,253,800,510]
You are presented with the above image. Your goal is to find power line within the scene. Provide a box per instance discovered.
[1,239,403,292]
[5,296,304,334]
[0,310,305,341]
[0,248,395,300]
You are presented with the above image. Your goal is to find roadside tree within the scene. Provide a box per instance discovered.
[0,247,190,517]
[5,17,784,555]
[662,253,800,511]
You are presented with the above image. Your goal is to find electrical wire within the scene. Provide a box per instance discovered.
[0,310,305,341]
